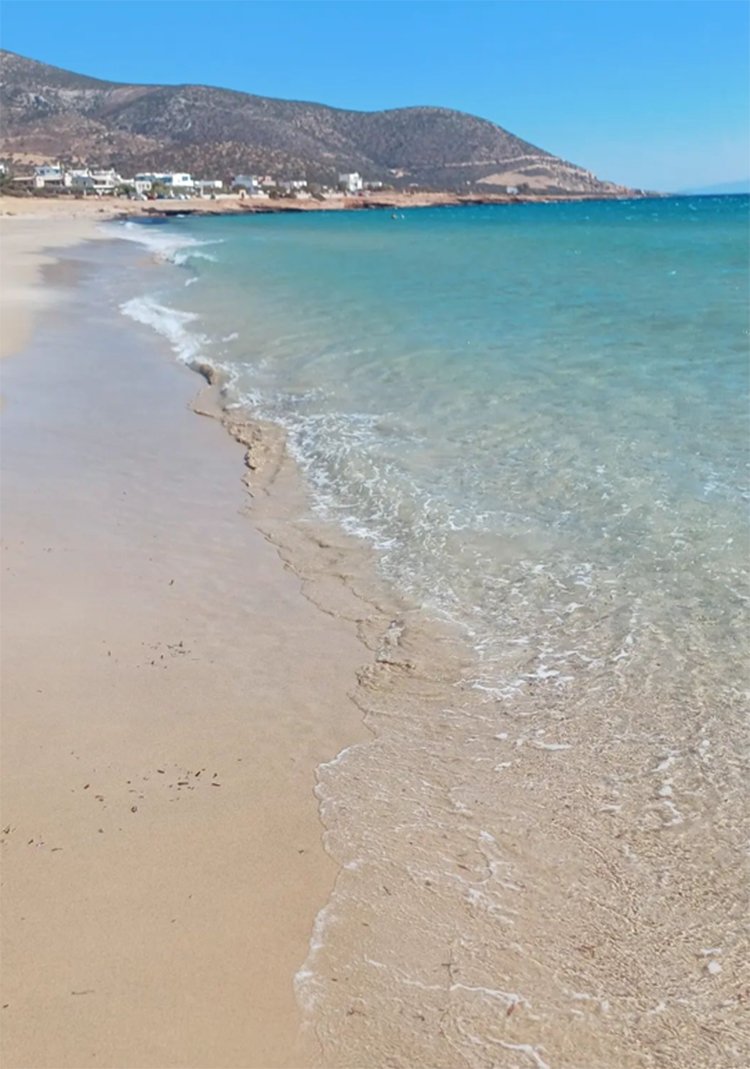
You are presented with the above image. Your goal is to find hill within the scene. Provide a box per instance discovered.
[0,50,629,194]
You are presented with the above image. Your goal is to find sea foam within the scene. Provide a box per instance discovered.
[110,219,223,266]
[120,295,207,365]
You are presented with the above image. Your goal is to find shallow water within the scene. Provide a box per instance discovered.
[120,198,748,701]
[117,198,750,1067]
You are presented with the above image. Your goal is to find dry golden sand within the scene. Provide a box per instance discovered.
[0,218,368,1066]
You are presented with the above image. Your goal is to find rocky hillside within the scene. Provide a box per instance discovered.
[0,50,628,194]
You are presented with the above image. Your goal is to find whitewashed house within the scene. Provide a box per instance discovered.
[155,172,194,190]
[134,172,195,191]
[338,172,363,193]
[93,169,122,193]
[69,168,121,194]
[67,169,90,188]
[33,164,70,189]
[135,172,163,188]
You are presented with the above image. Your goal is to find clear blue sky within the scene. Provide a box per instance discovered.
[1,0,748,191]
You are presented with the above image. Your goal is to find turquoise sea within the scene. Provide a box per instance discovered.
[119,196,749,1065]
[122,197,749,704]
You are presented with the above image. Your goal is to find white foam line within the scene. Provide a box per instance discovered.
[294,902,335,1012]
[110,220,224,265]
[498,1041,551,1069]
[569,990,610,1013]
[450,982,527,1008]
[120,295,207,366]
[318,743,359,773]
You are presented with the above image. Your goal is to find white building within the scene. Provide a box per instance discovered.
[69,168,121,194]
[34,164,64,180]
[339,172,363,193]
[278,179,308,193]
[135,172,161,187]
[165,172,194,190]
[33,164,69,189]
[231,174,260,194]
[134,172,195,191]
[195,179,223,194]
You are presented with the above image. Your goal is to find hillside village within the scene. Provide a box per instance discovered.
[0,52,633,199]
[0,161,406,201]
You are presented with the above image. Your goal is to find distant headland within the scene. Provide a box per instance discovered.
[0,49,643,200]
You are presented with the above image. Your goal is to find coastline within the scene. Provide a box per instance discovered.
[2,208,745,1069]
[0,221,370,1066]
[0,186,653,228]
[107,209,747,1069]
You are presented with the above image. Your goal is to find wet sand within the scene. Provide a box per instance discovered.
[2,213,746,1069]
[0,216,102,358]
[0,222,368,1066]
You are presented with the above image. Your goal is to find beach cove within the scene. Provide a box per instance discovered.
[1,198,748,1068]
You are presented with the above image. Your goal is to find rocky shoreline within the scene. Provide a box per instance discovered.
[126,188,654,220]
[0,187,656,224]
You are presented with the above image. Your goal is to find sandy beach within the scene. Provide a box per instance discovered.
[0,215,104,358]
[0,215,369,1066]
[2,199,746,1069]
[0,184,644,231]
[1,0,746,1057]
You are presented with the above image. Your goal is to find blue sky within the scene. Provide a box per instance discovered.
[1,0,748,191]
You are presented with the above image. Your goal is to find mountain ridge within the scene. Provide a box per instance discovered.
[0,50,630,194]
